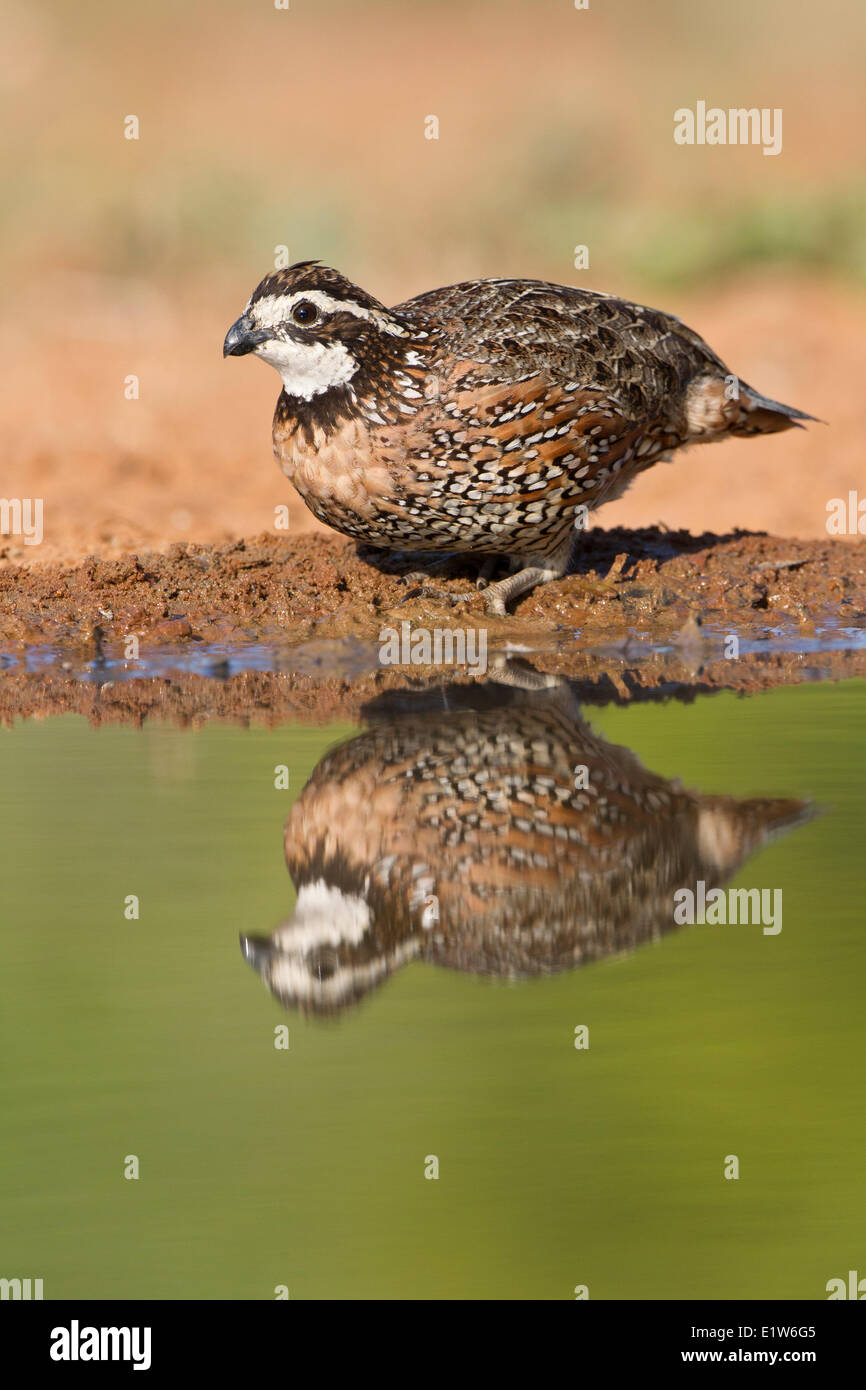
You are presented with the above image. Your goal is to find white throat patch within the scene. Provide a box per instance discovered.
[255,336,359,401]
[274,881,372,952]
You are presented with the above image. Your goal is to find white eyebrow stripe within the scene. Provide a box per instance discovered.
[249,289,408,336]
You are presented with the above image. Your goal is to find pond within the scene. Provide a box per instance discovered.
[1,672,863,1299]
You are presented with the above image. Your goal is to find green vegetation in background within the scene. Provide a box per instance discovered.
[7,151,862,289]
[4,0,865,291]
[533,186,866,290]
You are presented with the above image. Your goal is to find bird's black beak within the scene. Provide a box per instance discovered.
[223,314,266,358]
[240,933,276,973]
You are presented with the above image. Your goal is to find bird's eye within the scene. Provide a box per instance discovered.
[292,300,319,326]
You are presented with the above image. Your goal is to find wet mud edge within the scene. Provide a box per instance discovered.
[1,526,865,724]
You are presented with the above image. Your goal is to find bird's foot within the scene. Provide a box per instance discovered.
[478,569,615,617]
[398,583,475,608]
[477,564,564,617]
[397,555,501,609]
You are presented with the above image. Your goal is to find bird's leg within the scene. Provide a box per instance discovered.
[397,552,465,587]
[480,563,563,617]
[486,654,565,691]
[398,554,500,608]
[387,553,470,607]
[397,531,622,617]
[479,536,575,616]
[478,528,625,615]
[474,555,501,591]
[356,546,461,585]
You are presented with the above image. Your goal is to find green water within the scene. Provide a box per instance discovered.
[1,682,863,1300]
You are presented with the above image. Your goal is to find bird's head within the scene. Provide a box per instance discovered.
[240,878,426,1017]
[223,261,410,403]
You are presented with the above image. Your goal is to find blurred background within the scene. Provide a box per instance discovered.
[1,0,864,562]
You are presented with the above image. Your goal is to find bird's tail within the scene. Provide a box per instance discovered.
[685,375,822,440]
[696,795,815,873]
[730,384,821,436]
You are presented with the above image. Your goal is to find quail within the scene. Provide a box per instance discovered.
[240,679,810,1015]
[224,262,814,615]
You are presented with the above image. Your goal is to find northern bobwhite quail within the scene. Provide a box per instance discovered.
[224,263,815,615]
[240,678,810,1015]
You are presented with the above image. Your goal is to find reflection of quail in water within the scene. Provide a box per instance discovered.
[241,682,810,1015]
[224,262,815,614]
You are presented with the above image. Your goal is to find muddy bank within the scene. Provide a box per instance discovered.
[2,527,865,725]
[1,520,866,727]
[2,527,865,655]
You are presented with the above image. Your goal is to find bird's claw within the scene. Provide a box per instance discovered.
[400,584,473,608]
